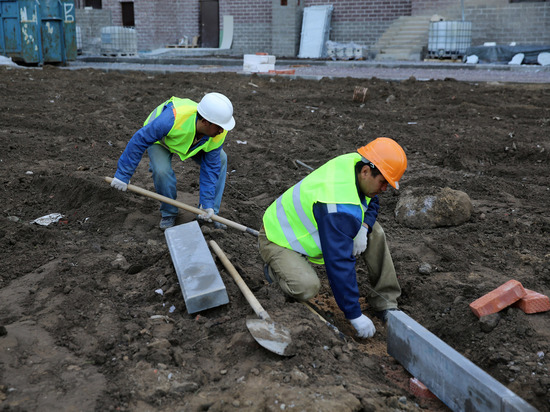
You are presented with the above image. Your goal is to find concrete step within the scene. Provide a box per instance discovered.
[372,14,431,62]
[377,36,428,46]
[375,52,423,62]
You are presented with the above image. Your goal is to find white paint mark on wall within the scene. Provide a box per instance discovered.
[64,3,75,23]
[20,6,37,23]
[21,25,33,44]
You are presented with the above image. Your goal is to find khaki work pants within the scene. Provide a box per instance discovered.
[258,221,401,312]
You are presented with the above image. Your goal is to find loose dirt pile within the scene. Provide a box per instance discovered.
[0,66,549,411]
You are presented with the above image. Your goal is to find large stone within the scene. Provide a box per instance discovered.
[395,187,472,229]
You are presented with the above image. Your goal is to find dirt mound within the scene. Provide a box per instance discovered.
[0,66,549,411]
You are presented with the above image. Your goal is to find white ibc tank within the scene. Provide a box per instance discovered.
[428,21,472,58]
[100,26,137,55]
[76,26,82,51]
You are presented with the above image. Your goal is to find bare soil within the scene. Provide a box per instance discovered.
[0,66,549,412]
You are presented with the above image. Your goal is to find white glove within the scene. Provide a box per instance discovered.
[352,225,368,256]
[197,206,215,222]
[111,177,128,191]
[350,314,376,338]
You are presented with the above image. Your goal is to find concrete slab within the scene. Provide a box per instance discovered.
[165,221,229,314]
[387,310,537,412]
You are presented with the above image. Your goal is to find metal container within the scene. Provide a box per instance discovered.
[0,0,76,65]
[428,21,472,59]
[100,26,137,56]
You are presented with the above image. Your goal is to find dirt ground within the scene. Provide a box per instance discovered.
[0,65,549,412]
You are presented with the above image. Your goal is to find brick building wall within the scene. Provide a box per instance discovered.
[411,0,457,15]
[466,2,550,45]
[99,1,199,51]
[102,0,121,25]
[271,0,304,57]
[305,0,412,45]
[80,0,550,56]
[220,0,272,54]
[409,0,550,46]
[75,8,112,54]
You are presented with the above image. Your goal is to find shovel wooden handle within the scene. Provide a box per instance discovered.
[208,240,271,321]
[104,177,259,236]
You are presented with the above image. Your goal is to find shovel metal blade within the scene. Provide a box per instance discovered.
[246,318,293,356]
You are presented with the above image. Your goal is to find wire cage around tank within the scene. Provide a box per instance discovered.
[100,26,138,57]
[428,21,472,59]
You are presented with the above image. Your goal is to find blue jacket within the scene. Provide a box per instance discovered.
[114,102,222,209]
[312,195,379,320]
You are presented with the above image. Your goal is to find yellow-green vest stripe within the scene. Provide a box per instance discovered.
[145,96,227,161]
[263,153,369,264]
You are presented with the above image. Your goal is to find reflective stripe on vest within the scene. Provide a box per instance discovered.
[263,153,369,264]
[144,96,227,161]
[274,179,322,257]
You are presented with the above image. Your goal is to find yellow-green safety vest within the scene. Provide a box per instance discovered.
[263,153,370,264]
[144,96,226,161]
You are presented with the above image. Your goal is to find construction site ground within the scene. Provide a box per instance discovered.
[0,57,549,411]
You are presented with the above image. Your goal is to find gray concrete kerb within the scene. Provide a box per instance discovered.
[76,53,550,73]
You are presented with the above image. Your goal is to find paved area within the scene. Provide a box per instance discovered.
[69,52,550,84]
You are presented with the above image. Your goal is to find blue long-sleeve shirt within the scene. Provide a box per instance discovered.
[114,102,222,209]
[312,195,379,320]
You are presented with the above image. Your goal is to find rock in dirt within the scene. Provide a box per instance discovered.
[480,313,501,333]
[111,253,130,270]
[418,262,433,275]
[395,187,473,229]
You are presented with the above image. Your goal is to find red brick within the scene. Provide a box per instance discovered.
[268,69,296,75]
[469,280,526,318]
[409,378,437,399]
[513,289,550,314]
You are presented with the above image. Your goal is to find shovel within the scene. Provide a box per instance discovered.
[208,240,293,357]
[104,177,259,236]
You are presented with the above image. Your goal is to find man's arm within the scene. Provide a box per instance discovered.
[197,146,222,210]
[114,104,174,183]
[313,203,363,320]
[363,195,379,232]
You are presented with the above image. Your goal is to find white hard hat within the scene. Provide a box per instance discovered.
[197,92,236,131]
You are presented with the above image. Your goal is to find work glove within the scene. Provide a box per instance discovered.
[111,177,128,192]
[197,206,215,222]
[352,225,368,256]
[350,314,376,338]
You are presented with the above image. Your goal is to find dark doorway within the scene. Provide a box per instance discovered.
[84,0,102,8]
[200,0,219,48]
[121,2,135,27]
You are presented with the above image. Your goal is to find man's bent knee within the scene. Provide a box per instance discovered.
[285,276,321,301]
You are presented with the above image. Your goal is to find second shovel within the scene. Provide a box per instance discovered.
[208,240,294,356]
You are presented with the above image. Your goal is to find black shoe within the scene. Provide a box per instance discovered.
[263,263,274,284]
[374,308,397,323]
[159,216,176,230]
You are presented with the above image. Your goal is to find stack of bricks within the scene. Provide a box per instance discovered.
[469,279,550,318]
[514,289,550,314]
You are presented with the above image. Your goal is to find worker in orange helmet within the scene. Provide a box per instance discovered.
[259,138,407,339]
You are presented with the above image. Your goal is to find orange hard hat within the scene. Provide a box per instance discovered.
[357,137,407,189]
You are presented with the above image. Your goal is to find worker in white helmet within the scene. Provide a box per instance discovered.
[110,93,236,230]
